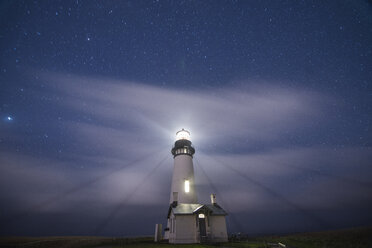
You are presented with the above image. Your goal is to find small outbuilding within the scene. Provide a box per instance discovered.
[167,201,228,244]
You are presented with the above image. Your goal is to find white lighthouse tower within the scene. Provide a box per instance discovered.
[163,129,228,244]
[169,128,197,204]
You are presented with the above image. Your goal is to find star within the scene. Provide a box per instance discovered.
[5,116,13,122]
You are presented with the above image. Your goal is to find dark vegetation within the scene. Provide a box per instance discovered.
[260,226,372,248]
[1,227,371,248]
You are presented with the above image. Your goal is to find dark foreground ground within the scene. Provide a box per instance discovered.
[1,226,371,248]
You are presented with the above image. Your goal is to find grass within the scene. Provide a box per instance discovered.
[1,226,371,248]
[258,226,372,248]
[0,236,266,248]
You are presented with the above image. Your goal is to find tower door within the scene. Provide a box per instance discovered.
[198,214,207,240]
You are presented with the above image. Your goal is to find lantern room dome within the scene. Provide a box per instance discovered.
[172,129,195,157]
[176,128,190,141]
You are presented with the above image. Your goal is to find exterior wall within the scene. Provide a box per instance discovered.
[164,218,170,240]
[168,213,176,243]
[169,154,197,204]
[168,212,228,243]
[169,214,197,244]
[209,216,228,242]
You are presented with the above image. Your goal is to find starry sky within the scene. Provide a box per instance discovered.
[0,0,372,237]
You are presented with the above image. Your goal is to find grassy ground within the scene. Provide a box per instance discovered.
[0,236,267,248]
[0,236,265,248]
[258,226,372,248]
[1,227,371,248]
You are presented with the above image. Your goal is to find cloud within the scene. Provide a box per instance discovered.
[196,146,372,209]
[1,72,371,235]
[41,73,327,149]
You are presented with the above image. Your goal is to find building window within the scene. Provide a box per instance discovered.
[198,213,205,218]
[184,180,190,193]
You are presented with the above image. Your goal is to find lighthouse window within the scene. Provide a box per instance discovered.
[184,148,187,153]
[184,180,190,193]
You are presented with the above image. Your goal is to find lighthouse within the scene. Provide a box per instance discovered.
[163,129,228,244]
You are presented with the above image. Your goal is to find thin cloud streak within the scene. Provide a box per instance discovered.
[42,73,326,147]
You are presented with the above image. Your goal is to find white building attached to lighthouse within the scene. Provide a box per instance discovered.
[164,129,228,244]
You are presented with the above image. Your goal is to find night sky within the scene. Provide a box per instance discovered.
[1,0,372,237]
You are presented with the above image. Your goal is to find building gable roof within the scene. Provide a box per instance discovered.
[167,203,227,218]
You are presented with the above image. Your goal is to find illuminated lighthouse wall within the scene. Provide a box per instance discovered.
[169,129,197,204]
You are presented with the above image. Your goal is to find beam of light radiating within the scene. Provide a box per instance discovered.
[200,152,332,230]
[280,162,372,189]
[94,153,170,235]
[1,146,168,225]
[194,157,244,233]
